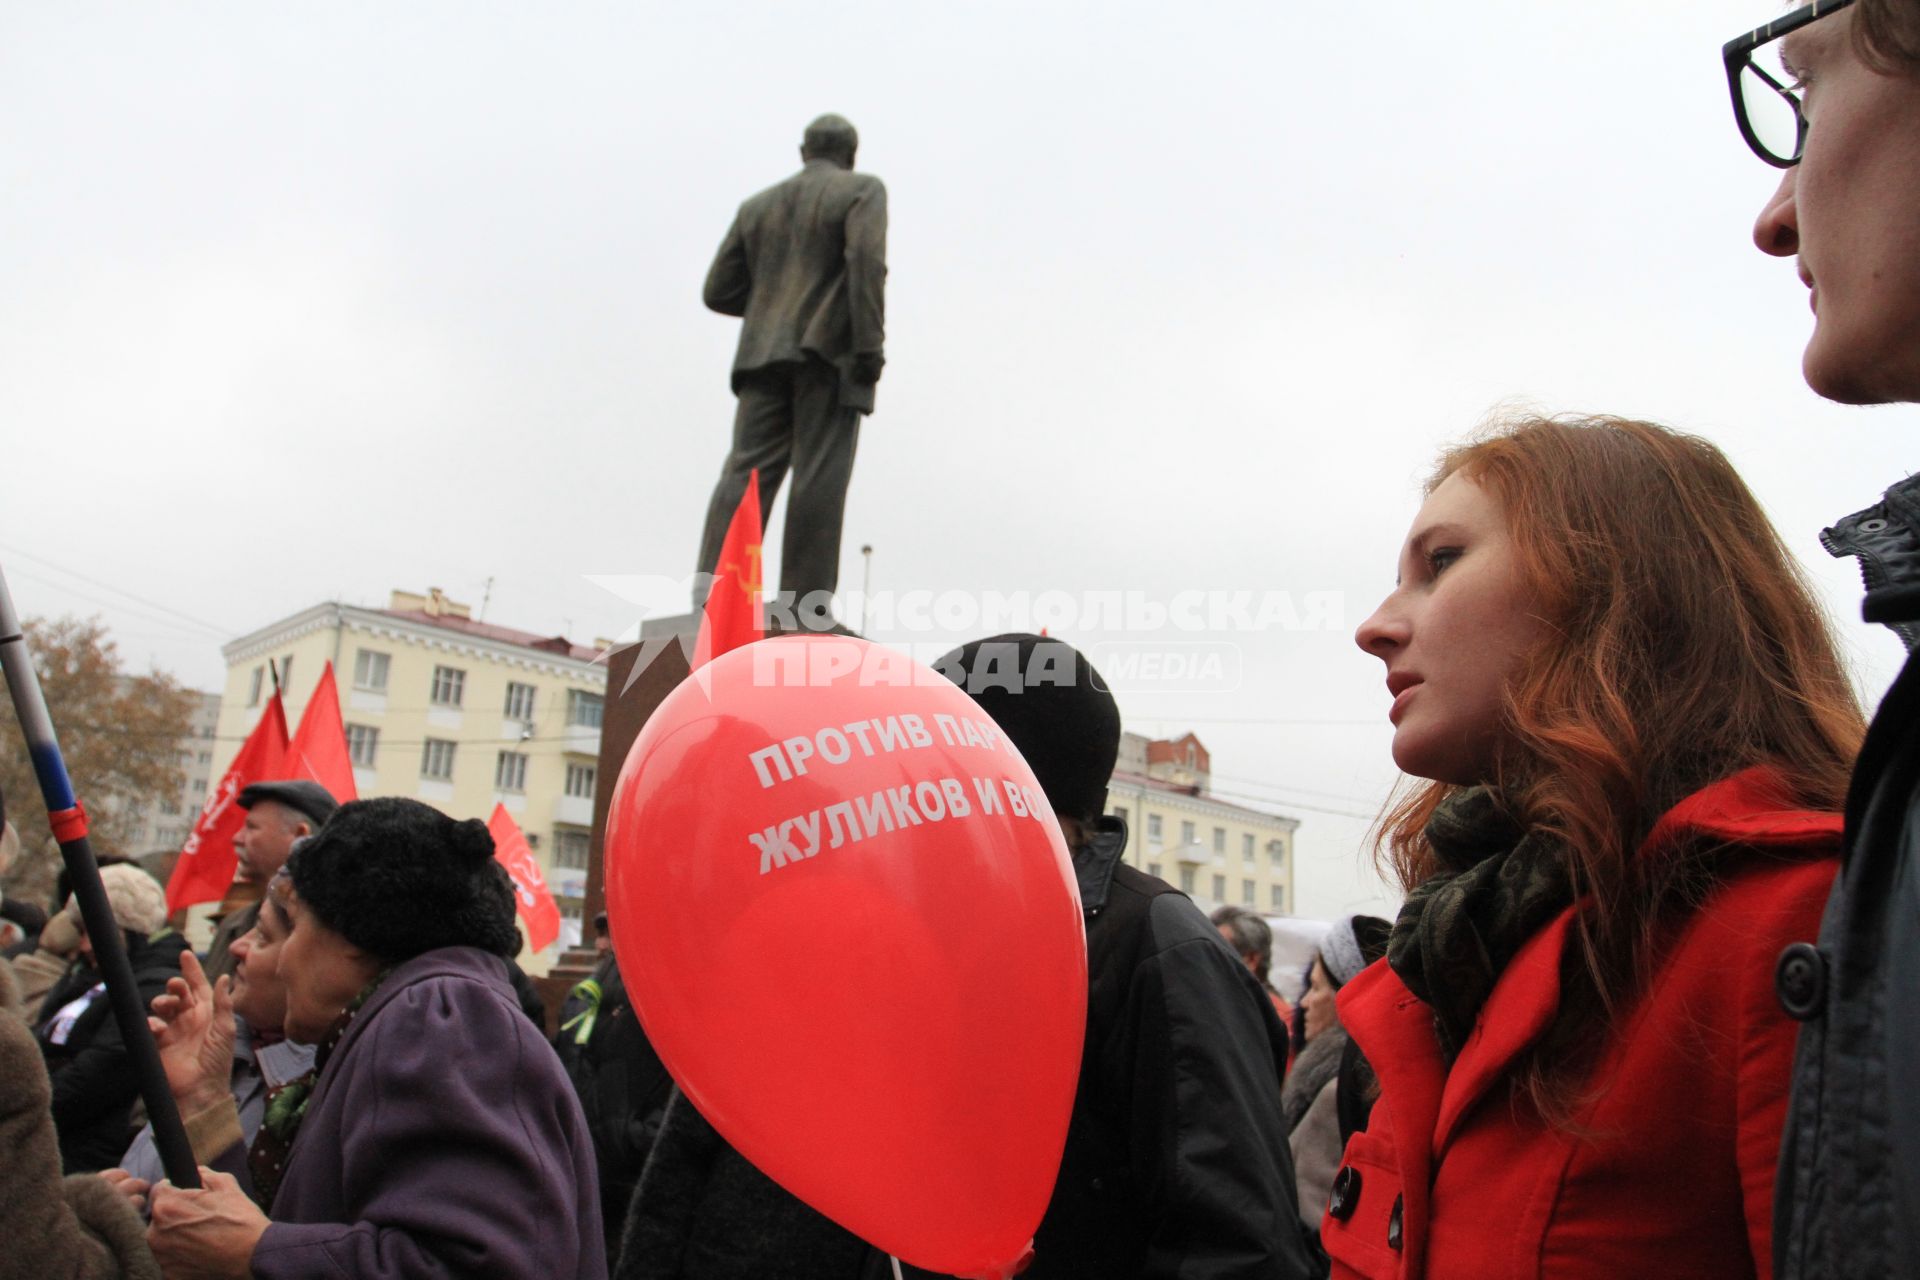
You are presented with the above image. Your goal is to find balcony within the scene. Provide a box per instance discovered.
[562,723,601,757]
[555,794,594,827]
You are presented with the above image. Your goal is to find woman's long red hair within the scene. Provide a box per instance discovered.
[1376,415,1865,1119]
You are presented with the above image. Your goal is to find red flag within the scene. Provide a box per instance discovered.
[488,803,561,953]
[290,661,358,803]
[166,693,290,913]
[692,469,765,670]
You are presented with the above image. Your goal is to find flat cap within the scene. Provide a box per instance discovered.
[237,779,338,828]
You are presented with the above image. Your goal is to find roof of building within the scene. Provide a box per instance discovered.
[374,608,603,665]
[1108,766,1298,827]
[1145,732,1210,768]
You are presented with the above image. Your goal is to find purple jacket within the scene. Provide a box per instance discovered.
[251,947,607,1280]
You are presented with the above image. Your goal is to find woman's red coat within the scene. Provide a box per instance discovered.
[1323,768,1839,1279]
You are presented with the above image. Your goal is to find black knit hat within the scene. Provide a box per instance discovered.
[286,797,519,962]
[934,633,1120,822]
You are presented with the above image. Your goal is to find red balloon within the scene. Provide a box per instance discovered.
[605,635,1087,1278]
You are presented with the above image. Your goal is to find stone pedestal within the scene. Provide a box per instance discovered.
[537,612,698,1025]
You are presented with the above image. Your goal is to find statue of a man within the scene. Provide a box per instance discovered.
[694,114,887,616]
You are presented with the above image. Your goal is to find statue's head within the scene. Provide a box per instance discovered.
[800,114,858,168]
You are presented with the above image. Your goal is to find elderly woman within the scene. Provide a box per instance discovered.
[146,797,606,1280]
[107,868,315,1214]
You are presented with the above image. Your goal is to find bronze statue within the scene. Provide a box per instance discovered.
[695,114,887,616]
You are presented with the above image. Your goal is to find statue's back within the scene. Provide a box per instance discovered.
[719,162,887,380]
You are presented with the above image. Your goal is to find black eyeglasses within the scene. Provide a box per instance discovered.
[1724,0,1857,166]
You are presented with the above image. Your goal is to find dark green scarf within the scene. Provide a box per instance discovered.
[1386,787,1574,1063]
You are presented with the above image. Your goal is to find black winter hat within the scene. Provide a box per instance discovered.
[286,797,519,963]
[934,633,1120,822]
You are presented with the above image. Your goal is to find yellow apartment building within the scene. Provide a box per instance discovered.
[1105,732,1299,915]
[212,588,607,973]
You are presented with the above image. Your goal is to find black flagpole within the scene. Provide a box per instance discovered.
[0,565,201,1187]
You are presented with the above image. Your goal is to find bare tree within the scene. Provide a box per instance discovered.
[0,616,195,908]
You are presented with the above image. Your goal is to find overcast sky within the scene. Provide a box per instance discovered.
[3,1,1913,921]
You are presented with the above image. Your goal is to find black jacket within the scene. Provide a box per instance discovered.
[1021,820,1311,1280]
[36,929,189,1173]
[1775,472,1920,1278]
[557,955,675,1258]
[617,1090,871,1280]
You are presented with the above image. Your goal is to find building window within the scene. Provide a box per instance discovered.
[1113,804,1129,829]
[555,829,591,870]
[1147,862,1162,879]
[1212,874,1226,901]
[247,666,263,707]
[1271,883,1287,910]
[567,690,605,728]
[353,649,390,692]
[198,751,211,765]
[161,797,181,815]
[420,739,457,780]
[1242,879,1255,906]
[1147,813,1163,844]
[504,681,537,722]
[565,763,597,799]
[1180,820,1196,847]
[279,655,295,693]
[1242,833,1254,859]
[346,724,379,767]
[1213,827,1227,854]
[495,751,528,792]
[1179,866,1196,894]
[430,666,466,708]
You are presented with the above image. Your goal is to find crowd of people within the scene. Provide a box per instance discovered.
[2,2,1917,1276]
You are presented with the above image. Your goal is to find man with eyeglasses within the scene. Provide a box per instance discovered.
[1723,2,1920,1276]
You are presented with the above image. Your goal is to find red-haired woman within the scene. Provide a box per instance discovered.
[1338,415,1865,1279]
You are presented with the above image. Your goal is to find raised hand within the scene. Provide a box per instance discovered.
[148,950,235,1114]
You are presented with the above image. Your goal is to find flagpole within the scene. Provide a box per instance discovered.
[861,544,874,636]
[0,565,201,1188]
